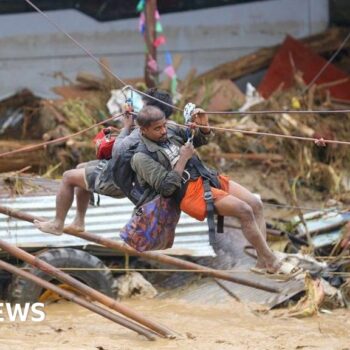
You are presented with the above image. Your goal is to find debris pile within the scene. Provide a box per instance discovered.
[0,27,350,315]
[0,60,124,174]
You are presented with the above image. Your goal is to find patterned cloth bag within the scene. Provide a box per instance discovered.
[120,196,181,252]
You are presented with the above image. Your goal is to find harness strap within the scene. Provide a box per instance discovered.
[189,157,225,243]
[217,214,224,233]
[89,193,101,207]
[203,179,216,247]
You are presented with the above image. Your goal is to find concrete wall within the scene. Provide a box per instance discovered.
[0,0,329,98]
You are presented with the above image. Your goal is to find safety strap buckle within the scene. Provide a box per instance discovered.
[183,102,196,124]
[204,190,212,201]
[182,170,190,184]
[187,133,194,144]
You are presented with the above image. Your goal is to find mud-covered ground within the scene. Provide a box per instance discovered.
[0,298,349,350]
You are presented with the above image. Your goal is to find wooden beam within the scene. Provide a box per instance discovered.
[0,205,280,294]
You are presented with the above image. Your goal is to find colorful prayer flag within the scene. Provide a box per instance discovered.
[155,21,163,33]
[136,0,145,13]
[137,2,177,93]
[165,51,172,66]
[139,12,146,33]
[171,77,178,94]
[164,65,176,79]
[153,35,166,48]
[147,56,158,72]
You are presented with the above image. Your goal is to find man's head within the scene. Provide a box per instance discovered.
[137,105,167,143]
[142,88,173,119]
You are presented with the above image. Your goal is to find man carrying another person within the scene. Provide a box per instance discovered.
[131,105,286,274]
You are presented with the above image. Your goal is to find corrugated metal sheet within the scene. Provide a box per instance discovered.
[258,35,350,101]
[290,209,350,248]
[0,194,214,257]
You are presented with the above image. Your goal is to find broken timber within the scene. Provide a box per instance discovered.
[0,259,157,341]
[0,205,280,293]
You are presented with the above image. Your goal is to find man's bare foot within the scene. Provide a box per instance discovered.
[255,257,265,269]
[64,223,85,232]
[244,246,267,269]
[264,256,281,274]
[33,219,63,235]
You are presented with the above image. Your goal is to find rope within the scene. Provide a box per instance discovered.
[23,0,350,117]
[205,109,350,115]
[173,122,350,146]
[24,0,128,87]
[18,266,350,276]
[301,30,350,96]
[6,1,350,282]
[0,113,124,159]
[23,0,183,114]
[2,110,349,160]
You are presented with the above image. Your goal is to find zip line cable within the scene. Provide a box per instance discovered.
[301,30,350,96]
[2,110,350,159]
[205,109,350,115]
[0,113,124,158]
[23,0,183,114]
[173,122,350,146]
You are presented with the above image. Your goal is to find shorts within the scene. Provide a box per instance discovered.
[84,160,125,198]
[180,175,230,221]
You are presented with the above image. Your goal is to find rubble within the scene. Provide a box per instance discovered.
[1,28,350,315]
[193,27,350,83]
[116,272,158,300]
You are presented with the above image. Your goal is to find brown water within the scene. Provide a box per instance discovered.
[0,299,349,350]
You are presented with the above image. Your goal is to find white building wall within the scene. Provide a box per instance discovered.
[0,0,329,98]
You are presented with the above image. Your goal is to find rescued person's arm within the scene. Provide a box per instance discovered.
[191,108,212,148]
[192,108,211,135]
[115,113,135,147]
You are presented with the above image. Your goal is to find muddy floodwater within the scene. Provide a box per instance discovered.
[0,298,349,350]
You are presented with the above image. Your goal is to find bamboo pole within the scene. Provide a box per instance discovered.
[0,237,177,339]
[0,205,280,293]
[0,260,157,341]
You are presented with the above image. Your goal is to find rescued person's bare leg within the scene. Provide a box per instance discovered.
[65,186,91,232]
[214,195,280,273]
[226,180,267,267]
[64,161,90,232]
[34,168,87,235]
